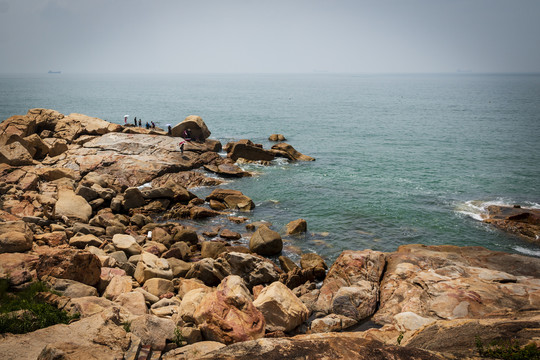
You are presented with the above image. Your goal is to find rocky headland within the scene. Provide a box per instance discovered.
[1,109,540,359]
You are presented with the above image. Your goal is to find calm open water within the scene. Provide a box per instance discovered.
[1,73,539,263]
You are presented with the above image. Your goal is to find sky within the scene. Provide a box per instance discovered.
[1,0,539,74]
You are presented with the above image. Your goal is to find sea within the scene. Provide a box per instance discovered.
[1,73,539,263]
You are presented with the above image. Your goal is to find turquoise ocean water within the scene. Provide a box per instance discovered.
[1,73,539,263]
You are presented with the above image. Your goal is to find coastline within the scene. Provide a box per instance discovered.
[1,109,540,359]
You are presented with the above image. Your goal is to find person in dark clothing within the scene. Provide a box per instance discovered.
[145,122,150,129]
[133,117,137,126]
[151,121,155,129]
[138,119,142,127]
[167,125,172,135]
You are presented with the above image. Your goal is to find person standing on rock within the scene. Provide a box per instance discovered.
[133,117,137,126]
[168,125,172,135]
[138,119,142,127]
[179,139,185,154]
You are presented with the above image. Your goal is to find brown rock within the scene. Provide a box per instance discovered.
[249,225,282,256]
[194,275,266,344]
[253,281,309,332]
[54,188,93,223]
[228,141,275,162]
[270,142,315,161]
[286,218,307,235]
[0,221,34,253]
[268,134,286,141]
[373,244,540,325]
[35,247,101,286]
[315,250,385,322]
[484,204,540,242]
[171,115,212,141]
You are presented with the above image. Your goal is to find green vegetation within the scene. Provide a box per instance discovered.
[0,279,78,334]
[173,326,186,347]
[476,336,540,360]
[122,320,132,333]
[397,331,404,345]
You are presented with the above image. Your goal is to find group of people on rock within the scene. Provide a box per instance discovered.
[123,115,156,129]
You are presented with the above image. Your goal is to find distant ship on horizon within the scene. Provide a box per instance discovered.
[48,70,61,74]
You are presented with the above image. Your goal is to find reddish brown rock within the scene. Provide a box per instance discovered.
[194,275,266,344]
[35,247,101,286]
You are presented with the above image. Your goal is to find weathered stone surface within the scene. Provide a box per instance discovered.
[0,309,130,360]
[133,251,173,284]
[201,241,227,259]
[143,278,174,297]
[69,233,103,249]
[36,247,101,286]
[0,140,34,166]
[484,204,540,243]
[0,114,37,138]
[223,252,282,289]
[315,249,385,322]
[116,291,148,316]
[103,275,133,300]
[373,244,540,325]
[204,162,251,178]
[309,314,357,333]
[185,258,229,287]
[0,221,34,253]
[253,281,309,332]
[403,315,540,358]
[123,187,146,210]
[54,188,93,223]
[224,194,255,211]
[112,234,142,256]
[194,275,265,344]
[270,142,315,161]
[196,333,447,360]
[227,140,275,162]
[162,341,225,360]
[130,314,176,351]
[179,288,212,323]
[46,277,99,298]
[286,218,307,235]
[0,252,39,286]
[171,115,211,140]
[34,231,67,247]
[279,255,299,273]
[249,225,282,256]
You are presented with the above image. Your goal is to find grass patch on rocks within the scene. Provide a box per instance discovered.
[0,279,78,334]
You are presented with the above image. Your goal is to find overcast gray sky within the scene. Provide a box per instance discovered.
[1,0,539,73]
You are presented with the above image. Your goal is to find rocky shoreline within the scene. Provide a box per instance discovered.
[1,109,540,359]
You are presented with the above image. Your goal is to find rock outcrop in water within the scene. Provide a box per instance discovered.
[0,109,539,359]
[483,204,540,243]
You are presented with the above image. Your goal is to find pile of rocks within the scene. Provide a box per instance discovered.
[1,109,540,359]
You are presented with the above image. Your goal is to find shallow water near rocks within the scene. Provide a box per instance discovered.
[1,73,539,263]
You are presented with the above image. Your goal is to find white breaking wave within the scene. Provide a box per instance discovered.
[455,199,540,221]
[514,246,540,258]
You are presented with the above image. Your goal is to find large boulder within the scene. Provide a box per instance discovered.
[171,115,211,141]
[194,275,266,344]
[35,247,102,286]
[228,140,275,162]
[249,225,283,256]
[0,221,34,253]
[373,244,540,325]
[253,281,309,332]
[54,188,93,223]
[0,138,34,166]
[315,250,385,323]
[286,218,307,235]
